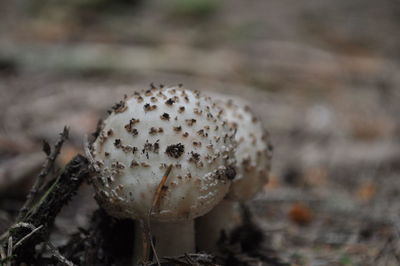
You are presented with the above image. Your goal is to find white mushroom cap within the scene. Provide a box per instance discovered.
[90,86,236,222]
[215,98,272,200]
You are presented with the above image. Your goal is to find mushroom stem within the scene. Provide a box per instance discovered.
[152,220,195,257]
[195,199,242,253]
[133,220,149,264]
[134,220,195,263]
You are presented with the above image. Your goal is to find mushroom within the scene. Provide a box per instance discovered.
[88,86,236,263]
[196,97,272,252]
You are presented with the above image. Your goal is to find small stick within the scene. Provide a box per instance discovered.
[184,253,196,264]
[151,164,173,213]
[83,134,100,173]
[10,222,36,230]
[46,241,76,266]
[141,164,173,265]
[18,127,69,220]
[0,232,9,243]
[0,244,6,260]
[6,237,12,266]
[2,155,88,264]
[13,224,43,250]
[0,222,36,242]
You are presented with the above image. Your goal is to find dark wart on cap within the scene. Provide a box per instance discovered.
[165,143,185,158]
[225,166,236,180]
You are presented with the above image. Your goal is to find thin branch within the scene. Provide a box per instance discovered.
[46,241,76,266]
[0,222,38,242]
[84,134,100,173]
[0,244,5,260]
[8,155,89,264]
[183,253,197,264]
[18,127,69,220]
[13,225,43,250]
[141,164,173,266]
[149,253,218,266]
[0,244,11,266]
[374,236,392,262]
[151,164,173,214]
[7,237,12,266]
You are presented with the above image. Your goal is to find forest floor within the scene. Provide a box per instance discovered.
[1,0,400,265]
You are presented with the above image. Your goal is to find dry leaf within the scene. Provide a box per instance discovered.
[264,174,280,190]
[356,182,376,202]
[304,167,328,187]
[288,202,313,226]
[58,145,81,166]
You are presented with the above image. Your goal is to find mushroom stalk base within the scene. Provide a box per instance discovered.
[195,200,242,253]
[134,220,195,263]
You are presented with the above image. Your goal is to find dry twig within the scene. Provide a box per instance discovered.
[140,164,173,265]
[46,241,76,266]
[18,127,69,220]
[6,236,12,266]
[13,224,43,250]
[2,154,89,264]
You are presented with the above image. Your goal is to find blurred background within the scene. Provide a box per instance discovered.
[1,0,400,265]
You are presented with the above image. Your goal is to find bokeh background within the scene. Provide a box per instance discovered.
[1,0,400,265]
